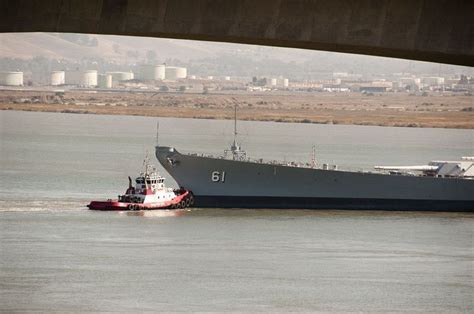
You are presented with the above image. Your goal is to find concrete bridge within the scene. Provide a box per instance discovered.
[0,0,472,66]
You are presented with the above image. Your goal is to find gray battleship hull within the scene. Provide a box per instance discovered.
[156,146,474,211]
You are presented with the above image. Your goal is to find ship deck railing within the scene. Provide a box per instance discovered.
[183,152,440,177]
[185,152,344,170]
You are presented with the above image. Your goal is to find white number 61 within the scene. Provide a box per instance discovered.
[211,171,226,182]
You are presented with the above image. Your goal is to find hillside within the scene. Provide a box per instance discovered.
[0,32,218,62]
[0,33,473,79]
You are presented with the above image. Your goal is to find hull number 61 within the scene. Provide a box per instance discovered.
[211,171,226,182]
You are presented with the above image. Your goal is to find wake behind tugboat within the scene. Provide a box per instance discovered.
[87,157,193,211]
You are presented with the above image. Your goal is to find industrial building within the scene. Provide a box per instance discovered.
[66,70,98,87]
[50,71,65,86]
[98,74,112,88]
[107,71,134,82]
[137,64,165,80]
[0,71,23,86]
[421,77,445,86]
[165,66,187,80]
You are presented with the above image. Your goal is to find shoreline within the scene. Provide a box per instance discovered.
[2,104,473,129]
[1,90,473,129]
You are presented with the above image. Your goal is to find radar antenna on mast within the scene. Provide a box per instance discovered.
[224,101,247,161]
[311,145,317,168]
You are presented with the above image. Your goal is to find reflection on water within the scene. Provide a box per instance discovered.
[121,209,190,218]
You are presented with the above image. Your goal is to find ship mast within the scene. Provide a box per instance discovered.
[224,102,246,161]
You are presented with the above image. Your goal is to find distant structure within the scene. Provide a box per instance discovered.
[400,77,421,91]
[106,71,134,82]
[98,74,112,88]
[266,77,289,89]
[137,64,165,80]
[165,66,187,80]
[421,77,445,86]
[66,70,98,87]
[0,71,23,86]
[50,71,65,86]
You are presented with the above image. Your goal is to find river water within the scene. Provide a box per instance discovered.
[0,110,473,311]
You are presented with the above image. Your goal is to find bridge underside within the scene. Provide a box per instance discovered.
[0,0,473,66]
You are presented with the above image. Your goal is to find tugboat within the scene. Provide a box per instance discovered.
[87,157,193,211]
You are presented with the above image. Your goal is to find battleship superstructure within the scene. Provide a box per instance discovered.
[155,108,474,212]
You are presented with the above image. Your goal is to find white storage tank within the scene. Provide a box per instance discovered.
[283,78,289,88]
[165,66,187,80]
[137,64,165,80]
[66,70,98,87]
[98,74,112,88]
[0,71,23,86]
[224,76,231,81]
[107,71,134,81]
[83,70,98,87]
[50,71,65,86]
[270,78,277,86]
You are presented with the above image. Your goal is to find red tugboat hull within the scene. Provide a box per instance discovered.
[88,191,191,211]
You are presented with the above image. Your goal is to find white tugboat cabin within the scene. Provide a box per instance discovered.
[88,157,193,211]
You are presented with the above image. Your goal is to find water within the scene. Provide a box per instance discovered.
[1,111,473,311]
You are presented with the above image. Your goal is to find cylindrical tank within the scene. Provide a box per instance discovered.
[137,64,165,80]
[50,71,65,86]
[165,66,187,80]
[98,74,112,88]
[0,72,23,86]
[270,78,277,86]
[283,78,289,88]
[224,76,231,81]
[107,71,134,81]
[66,70,97,87]
[83,70,97,87]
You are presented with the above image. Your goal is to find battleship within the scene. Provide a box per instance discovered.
[155,108,474,212]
